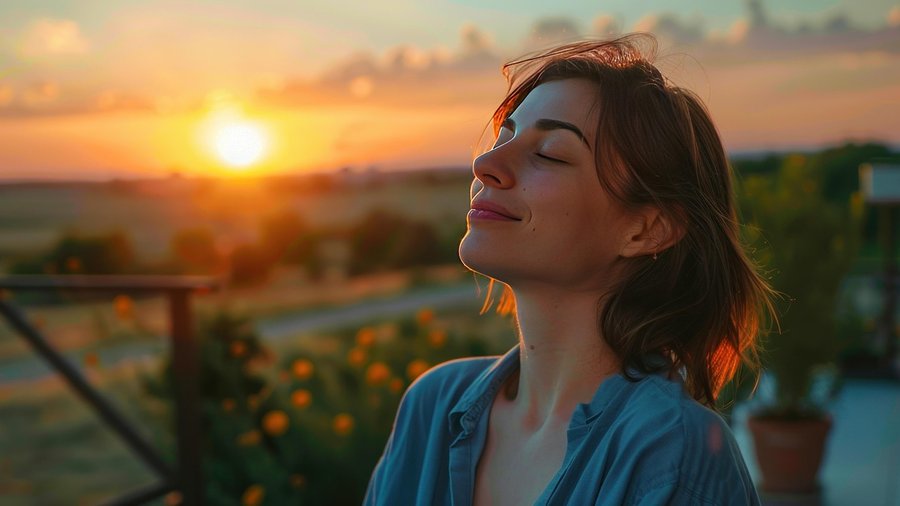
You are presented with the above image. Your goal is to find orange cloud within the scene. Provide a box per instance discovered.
[3,5,900,181]
[0,84,13,107]
[18,18,89,57]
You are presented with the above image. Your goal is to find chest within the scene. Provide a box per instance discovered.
[472,409,568,506]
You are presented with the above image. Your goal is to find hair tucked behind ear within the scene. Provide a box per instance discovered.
[477,33,776,408]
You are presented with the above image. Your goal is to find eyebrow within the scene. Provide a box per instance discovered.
[502,117,591,151]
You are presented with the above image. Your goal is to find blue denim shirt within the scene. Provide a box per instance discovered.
[364,345,760,505]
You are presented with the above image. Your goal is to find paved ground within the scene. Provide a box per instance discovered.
[732,379,900,506]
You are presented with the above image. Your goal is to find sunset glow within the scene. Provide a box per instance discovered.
[212,121,268,169]
[0,2,898,180]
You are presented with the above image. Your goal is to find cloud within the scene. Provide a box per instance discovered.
[0,83,160,117]
[708,0,900,58]
[95,91,156,112]
[259,25,504,110]
[526,17,583,49]
[592,15,623,38]
[0,84,13,107]
[18,18,89,57]
[633,14,704,45]
[461,23,493,56]
[21,81,58,107]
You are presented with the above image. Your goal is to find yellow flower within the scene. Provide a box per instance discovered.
[65,257,82,273]
[113,294,133,320]
[229,340,247,358]
[333,413,355,436]
[365,362,391,386]
[347,347,367,367]
[356,327,376,347]
[291,359,314,380]
[262,410,290,437]
[84,352,100,368]
[242,484,265,506]
[416,308,434,327]
[291,389,312,409]
[164,491,182,506]
[427,328,447,348]
[237,430,261,446]
[389,377,404,394]
[406,359,430,381]
[289,474,307,488]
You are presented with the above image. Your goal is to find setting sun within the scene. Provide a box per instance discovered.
[212,121,268,168]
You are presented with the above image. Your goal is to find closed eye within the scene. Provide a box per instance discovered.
[536,152,567,163]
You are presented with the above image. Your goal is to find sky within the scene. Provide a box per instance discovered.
[0,0,899,180]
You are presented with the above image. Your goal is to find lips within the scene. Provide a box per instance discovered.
[469,200,521,221]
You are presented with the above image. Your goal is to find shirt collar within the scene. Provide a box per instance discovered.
[447,345,678,436]
[448,345,519,437]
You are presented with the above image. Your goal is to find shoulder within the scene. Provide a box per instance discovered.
[611,375,759,504]
[396,355,498,425]
[364,355,500,504]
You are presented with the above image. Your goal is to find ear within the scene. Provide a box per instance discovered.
[619,207,685,259]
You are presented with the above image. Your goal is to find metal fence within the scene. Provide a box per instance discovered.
[0,275,220,506]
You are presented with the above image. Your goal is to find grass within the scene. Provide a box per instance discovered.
[0,361,170,505]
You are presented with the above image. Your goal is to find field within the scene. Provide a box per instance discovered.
[0,169,504,504]
[0,169,472,263]
[0,300,517,505]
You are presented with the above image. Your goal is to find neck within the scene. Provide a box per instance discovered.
[503,285,621,432]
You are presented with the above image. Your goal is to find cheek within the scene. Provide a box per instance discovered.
[470,179,483,201]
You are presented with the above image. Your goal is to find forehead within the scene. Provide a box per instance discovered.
[510,78,600,134]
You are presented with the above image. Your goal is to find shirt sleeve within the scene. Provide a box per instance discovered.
[363,382,420,506]
[600,394,760,506]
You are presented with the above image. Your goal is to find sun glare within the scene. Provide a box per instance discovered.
[211,121,268,168]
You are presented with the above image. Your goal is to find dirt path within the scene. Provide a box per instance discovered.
[0,282,480,384]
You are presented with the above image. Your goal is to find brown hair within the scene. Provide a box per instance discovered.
[480,34,775,407]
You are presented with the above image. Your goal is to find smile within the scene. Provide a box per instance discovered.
[468,201,521,221]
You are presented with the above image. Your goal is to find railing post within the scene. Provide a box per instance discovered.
[169,289,204,506]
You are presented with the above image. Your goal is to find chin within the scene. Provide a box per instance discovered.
[458,235,513,283]
[458,233,493,276]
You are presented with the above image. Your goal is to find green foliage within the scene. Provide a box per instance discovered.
[169,227,223,275]
[347,209,448,275]
[145,307,503,505]
[738,153,863,417]
[10,230,136,275]
[258,210,323,279]
[807,142,895,204]
[229,244,275,287]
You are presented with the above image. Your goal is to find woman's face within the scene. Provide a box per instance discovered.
[459,78,638,292]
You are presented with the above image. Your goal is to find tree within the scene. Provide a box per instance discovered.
[739,154,862,416]
[11,230,136,275]
[170,227,223,275]
[229,244,274,287]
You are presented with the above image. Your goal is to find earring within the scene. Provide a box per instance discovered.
[652,252,658,261]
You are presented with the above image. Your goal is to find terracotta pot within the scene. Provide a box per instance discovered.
[747,414,832,494]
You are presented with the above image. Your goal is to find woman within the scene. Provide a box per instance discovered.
[365,34,772,505]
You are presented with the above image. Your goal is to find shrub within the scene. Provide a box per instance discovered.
[145,308,503,505]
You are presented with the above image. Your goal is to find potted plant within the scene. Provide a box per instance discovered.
[738,155,862,496]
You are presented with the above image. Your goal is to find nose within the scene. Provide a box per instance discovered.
[472,142,516,191]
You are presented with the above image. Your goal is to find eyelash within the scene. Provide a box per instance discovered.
[535,152,566,164]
